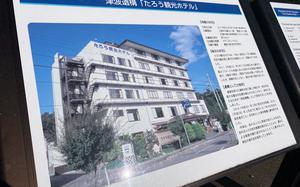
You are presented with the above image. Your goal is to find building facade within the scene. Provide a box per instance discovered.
[52,40,209,144]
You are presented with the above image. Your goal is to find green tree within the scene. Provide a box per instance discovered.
[103,141,121,163]
[185,123,196,142]
[168,117,188,146]
[192,123,206,140]
[132,133,148,161]
[144,130,159,158]
[41,112,56,143]
[197,89,231,128]
[61,111,115,186]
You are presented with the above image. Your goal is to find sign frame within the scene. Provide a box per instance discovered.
[2,0,300,186]
[252,0,300,118]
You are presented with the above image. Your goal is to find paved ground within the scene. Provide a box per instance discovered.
[51,131,238,187]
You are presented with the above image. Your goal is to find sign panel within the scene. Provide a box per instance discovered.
[271,2,300,69]
[12,0,298,186]
[181,99,191,109]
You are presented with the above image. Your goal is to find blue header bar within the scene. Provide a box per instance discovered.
[20,0,241,15]
[275,8,300,17]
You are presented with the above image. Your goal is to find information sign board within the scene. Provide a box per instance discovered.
[9,0,300,186]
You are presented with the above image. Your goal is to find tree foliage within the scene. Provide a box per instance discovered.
[196,89,231,127]
[144,130,159,157]
[61,111,115,173]
[41,112,56,143]
[192,123,206,140]
[168,117,188,146]
[185,123,196,142]
[103,141,121,163]
[132,133,148,161]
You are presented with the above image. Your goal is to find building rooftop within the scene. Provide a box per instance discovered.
[119,40,189,65]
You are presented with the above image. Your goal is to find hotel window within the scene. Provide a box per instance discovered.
[132,74,136,82]
[152,107,164,118]
[118,58,126,66]
[136,90,140,99]
[109,47,113,51]
[169,106,178,117]
[139,62,150,70]
[127,109,140,122]
[106,71,119,81]
[160,78,167,85]
[156,66,164,73]
[102,54,115,64]
[71,69,78,78]
[151,54,160,60]
[175,61,181,66]
[109,89,122,99]
[176,92,184,99]
[169,68,176,75]
[122,73,130,82]
[180,71,186,77]
[173,80,179,87]
[76,104,83,114]
[163,91,173,99]
[147,90,159,99]
[113,110,124,118]
[125,90,135,99]
[136,49,146,57]
[144,76,154,84]
[144,63,150,70]
[184,82,190,87]
[200,104,207,113]
[165,58,171,64]
[128,60,132,67]
[187,92,194,99]
[193,105,200,113]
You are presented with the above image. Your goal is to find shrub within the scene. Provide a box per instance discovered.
[185,123,196,142]
[192,123,206,140]
[132,133,149,161]
[103,140,122,163]
[144,130,159,158]
[168,117,189,146]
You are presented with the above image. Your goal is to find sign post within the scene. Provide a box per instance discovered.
[181,99,192,145]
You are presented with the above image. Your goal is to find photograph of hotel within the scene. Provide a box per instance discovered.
[29,23,238,186]
[52,39,209,146]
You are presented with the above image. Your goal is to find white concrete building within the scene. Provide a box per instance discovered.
[52,40,209,144]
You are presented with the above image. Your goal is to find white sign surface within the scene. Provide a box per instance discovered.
[271,2,300,69]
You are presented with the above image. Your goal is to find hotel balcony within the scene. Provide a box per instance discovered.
[85,60,191,81]
[88,79,194,92]
[63,57,84,65]
[133,54,187,71]
[63,93,85,103]
[92,97,200,106]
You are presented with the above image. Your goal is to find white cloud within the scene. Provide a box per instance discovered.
[170,26,207,65]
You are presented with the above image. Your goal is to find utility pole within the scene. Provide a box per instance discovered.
[207,74,223,112]
[180,114,190,145]
[215,88,225,109]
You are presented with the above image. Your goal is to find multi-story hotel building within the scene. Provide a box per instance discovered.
[52,40,209,144]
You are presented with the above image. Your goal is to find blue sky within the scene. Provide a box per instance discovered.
[28,23,219,113]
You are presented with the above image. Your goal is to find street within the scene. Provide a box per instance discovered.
[52,131,238,187]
